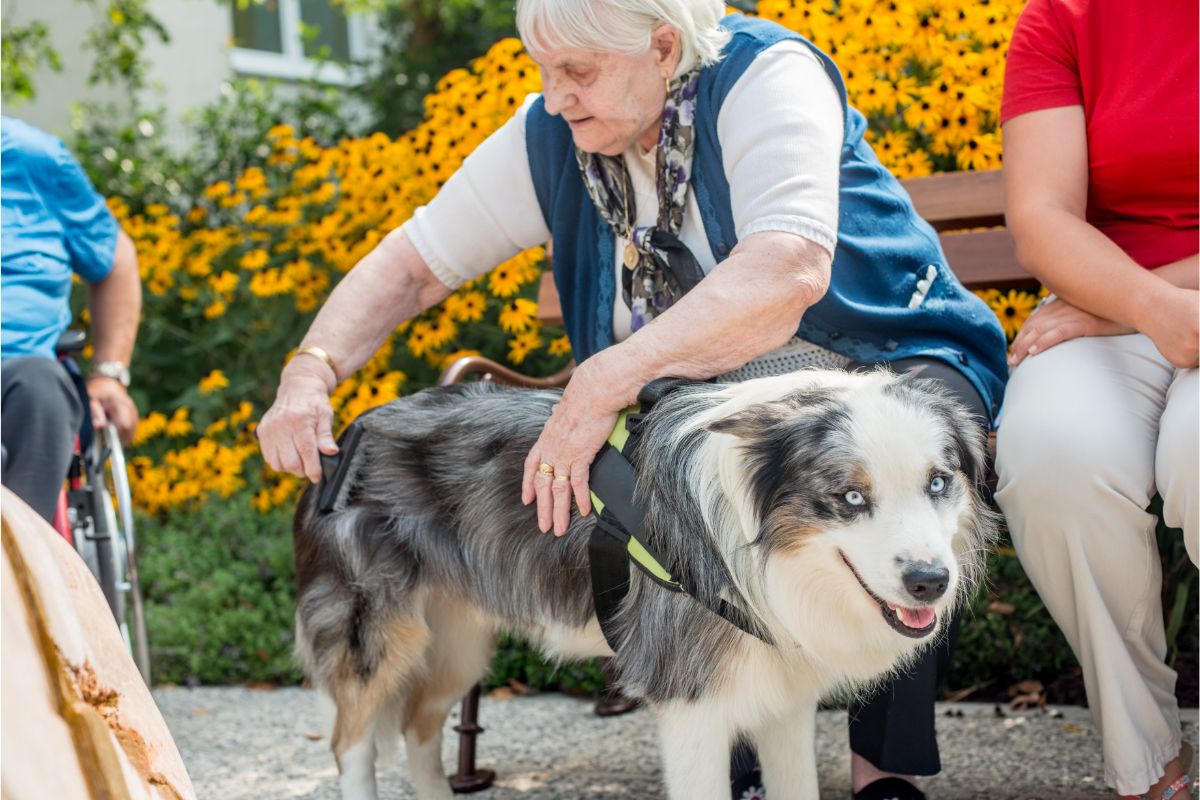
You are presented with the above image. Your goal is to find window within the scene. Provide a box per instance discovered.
[230,0,368,84]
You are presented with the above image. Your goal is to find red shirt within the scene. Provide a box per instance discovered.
[1001,0,1199,269]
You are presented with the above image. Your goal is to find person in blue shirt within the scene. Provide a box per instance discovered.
[1,116,141,523]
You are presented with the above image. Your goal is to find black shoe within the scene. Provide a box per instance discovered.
[853,777,927,800]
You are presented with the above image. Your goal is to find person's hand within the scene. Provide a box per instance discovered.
[521,367,624,536]
[85,376,139,446]
[1009,296,1133,367]
[257,358,338,483]
[1140,287,1200,369]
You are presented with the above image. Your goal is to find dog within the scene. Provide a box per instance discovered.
[292,368,995,800]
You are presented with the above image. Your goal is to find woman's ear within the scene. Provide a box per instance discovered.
[651,24,681,77]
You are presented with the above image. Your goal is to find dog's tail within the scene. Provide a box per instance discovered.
[293,488,431,752]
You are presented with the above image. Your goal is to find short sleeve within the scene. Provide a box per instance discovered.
[402,94,550,289]
[40,140,119,283]
[1000,0,1083,124]
[716,41,842,257]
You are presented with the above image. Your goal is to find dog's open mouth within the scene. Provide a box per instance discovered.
[839,551,938,639]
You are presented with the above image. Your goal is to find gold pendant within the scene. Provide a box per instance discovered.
[623,241,639,269]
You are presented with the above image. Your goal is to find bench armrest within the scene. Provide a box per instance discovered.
[437,355,575,389]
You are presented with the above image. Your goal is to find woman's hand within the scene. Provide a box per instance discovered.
[521,365,624,536]
[1139,286,1200,369]
[257,356,339,483]
[1009,296,1133,367]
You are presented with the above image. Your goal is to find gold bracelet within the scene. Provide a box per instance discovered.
[294,345,338,377]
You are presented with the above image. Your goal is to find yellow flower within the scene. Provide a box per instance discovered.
[548,335,572,357]
[203,181,231,200]
[407,321,434,358]
[989,290,1039,339]
[203,300,227,319]
[133,411,168,446]
[507,329,542,365]
[199,369,230,394]
[488,265,522,297]
[208,271,239,295]
[239,249,270,271]
[498,298,538,333]
[229,401,254,427]
[955,133,1004,172]
[165,407,194,438]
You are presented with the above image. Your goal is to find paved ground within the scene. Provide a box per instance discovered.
[155,686,1197,800]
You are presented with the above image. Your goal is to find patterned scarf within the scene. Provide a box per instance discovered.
[575,68,705,331]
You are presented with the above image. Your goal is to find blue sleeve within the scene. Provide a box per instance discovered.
[43,140,119,283]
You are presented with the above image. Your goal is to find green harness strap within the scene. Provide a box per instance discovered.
[586,392,775,647]
[589,406,681,590]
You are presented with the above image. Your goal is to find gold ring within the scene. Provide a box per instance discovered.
[554,474,570,482]
[538,463,555,476]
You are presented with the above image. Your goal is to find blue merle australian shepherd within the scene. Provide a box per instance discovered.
[292,368,995,800]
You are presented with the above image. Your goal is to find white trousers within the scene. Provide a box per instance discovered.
[994,333,1198,795]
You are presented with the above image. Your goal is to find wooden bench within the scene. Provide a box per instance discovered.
[437,167,1039,792]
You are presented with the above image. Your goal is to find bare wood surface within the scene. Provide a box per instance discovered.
[901,169,1006,231]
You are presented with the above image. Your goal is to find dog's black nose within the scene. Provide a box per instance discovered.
[901,563,949,602]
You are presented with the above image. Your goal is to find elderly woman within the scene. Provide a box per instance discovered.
[259,0,1007,797]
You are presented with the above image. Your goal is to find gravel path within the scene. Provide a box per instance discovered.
[155,686,1196,799]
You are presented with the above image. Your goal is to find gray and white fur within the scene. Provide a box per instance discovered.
[292,368,996,800]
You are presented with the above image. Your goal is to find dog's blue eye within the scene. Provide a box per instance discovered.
[844,490,865,507]
[929,475,947,494]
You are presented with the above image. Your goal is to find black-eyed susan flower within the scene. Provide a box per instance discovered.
[499,298,538,333]
[990,289,1040,339]
[548,336,572,357]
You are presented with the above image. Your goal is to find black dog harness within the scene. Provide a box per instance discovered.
[587,379,775,647]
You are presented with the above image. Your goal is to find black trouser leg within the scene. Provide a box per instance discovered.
[845,357,988,775]
[1,356,82,523]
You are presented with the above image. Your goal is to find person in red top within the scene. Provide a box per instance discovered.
[994,1,1198,799]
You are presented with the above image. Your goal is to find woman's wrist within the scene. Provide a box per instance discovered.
[1129,280,1180,338]
[284,351,338,394]
[568,349,645,411]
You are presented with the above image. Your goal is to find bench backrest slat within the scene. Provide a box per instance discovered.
[901,170,1006,231]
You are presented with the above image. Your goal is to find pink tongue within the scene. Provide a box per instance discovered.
[897,606,935,629]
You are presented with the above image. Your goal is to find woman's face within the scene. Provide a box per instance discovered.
[530,27,680,156]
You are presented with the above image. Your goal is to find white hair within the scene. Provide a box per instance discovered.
[516,0,731,75]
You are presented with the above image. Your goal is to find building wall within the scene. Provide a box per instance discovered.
[5,0,231,140]
[5,0,384,145]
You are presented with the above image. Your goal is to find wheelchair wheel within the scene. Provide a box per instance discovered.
[67,427,151,684]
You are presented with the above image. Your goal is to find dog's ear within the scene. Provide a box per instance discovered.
[706,387,837,438]
[706,400,794,439]
[946,406,989,492]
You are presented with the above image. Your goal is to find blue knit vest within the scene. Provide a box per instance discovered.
[524,14,1007,419]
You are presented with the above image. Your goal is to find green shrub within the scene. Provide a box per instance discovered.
[137,499,301,685]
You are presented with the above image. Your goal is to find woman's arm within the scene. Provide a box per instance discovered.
[1003,107,1199,367]
[257,229,452,483]
[522,230,831,535]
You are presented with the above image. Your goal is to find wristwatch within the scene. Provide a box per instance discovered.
[92,361,131,387]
